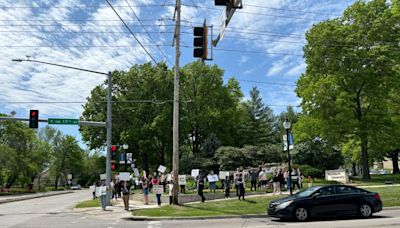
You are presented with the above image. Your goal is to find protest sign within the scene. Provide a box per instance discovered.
[218,171,229,180]
[119,172,130,181]
[178,175,186,185]
[207,174,218,182]
[191,169,200,177]
[153,185,164,194]
[100,173,106,180]
[158,165,166,173]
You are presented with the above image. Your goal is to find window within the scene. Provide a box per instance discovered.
[315,186,334,196]
[336,186,360,194]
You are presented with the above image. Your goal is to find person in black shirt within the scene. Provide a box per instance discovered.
[197,173,206,202]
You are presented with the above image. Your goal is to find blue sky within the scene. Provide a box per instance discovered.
[0,0,356,149]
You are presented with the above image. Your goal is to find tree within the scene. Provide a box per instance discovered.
[180,61,243,154]
[296,0,400,179]
[80,63,173,173]
[241,87,275,146]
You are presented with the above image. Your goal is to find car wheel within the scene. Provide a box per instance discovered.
[294,207,309,221]
[359,204,372,218]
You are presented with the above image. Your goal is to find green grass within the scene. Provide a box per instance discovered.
[75,199,103,208]
[132,186,400,217]
[365,186,400,207]
[132,196,280,217]
[351,174,400,185]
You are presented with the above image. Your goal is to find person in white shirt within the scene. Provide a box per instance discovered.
[99,180,108,210]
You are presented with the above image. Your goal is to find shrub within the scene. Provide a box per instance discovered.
[300,164,324,178]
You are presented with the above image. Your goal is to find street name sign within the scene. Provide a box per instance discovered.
[48,118,79,125]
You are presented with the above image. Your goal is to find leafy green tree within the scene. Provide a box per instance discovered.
[180,61,243,154]
[296,0,400,179]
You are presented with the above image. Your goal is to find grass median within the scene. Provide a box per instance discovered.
[132,186,400,217]
[75,199,116,208]
[132,196,280,217]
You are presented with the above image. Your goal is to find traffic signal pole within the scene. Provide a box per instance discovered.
[11,58,113,205]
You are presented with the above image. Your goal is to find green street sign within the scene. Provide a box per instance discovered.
[48,118,79,125]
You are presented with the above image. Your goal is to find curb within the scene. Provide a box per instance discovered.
[128,207,400,221]
[129,214,267,221]
[0,191,74,204]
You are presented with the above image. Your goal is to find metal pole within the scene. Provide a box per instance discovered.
[172,0,181,205]
[287,129,292,195]
[106,71,112,205]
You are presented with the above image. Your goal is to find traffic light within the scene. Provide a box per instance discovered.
[215,0,229,5]
[193,26,208,61]
[111,145,117,171]
[29,110,39,128]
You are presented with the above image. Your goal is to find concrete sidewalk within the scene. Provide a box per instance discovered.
[72,198,159,220]
[0,190,73,204]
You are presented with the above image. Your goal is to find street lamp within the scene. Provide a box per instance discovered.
[283,118,292,195]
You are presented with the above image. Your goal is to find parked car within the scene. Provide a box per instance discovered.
[70,184,81,190]
[268,185,382,221]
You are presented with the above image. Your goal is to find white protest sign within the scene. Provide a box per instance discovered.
[126,153,133,164]
[153,185,164,194]
[191,169,200,177]
[119,172,130,181]
[158,165,166,173]
[178,175,186,185]
[207,174,218,182]
[219,171,229,180]
[90,185,95,192]
[325,169,349,183]
[133,168,140,177]
[67,174,72,180]
[100,173,106,180]
[167,174,172,182]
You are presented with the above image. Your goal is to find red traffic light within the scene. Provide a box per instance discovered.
[29,110,39,128]
[111,145,117,152]
[111,164,116,170]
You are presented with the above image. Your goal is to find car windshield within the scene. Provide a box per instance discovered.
[294,186,322,198]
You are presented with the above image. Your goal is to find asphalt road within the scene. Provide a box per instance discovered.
[1,190,400,228]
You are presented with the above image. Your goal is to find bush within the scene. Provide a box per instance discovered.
[300,164,324,178]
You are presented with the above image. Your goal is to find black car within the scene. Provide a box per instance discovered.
[268,185,382,221]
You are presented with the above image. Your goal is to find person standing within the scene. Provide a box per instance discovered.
[224,176,231,198]
[234,168,240,196]
[168,181,174,205]
[278,169,284,191]
[142,177,149,205]
[99,180,108,210]
[207,171,216,194]
[122,180,132,211]
[90,182,97,200]
[237,171,245,200]
[110,179,116,200]
[298,168,304,189]
[153,176,162,207]
[250,169,258,191]
[197,173,206,202]
[291,169,300,191]
[272,172,281,195]
[284,170,290,191]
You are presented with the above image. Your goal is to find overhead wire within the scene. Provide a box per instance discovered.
[124,0,173,66]
[105,0,158,64]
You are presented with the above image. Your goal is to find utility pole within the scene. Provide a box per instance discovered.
[172,0,181,205]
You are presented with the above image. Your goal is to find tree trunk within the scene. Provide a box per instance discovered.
[54,174,59,190]
[352,162,357,176]
[390,151,400,174]
[361,137,370,180]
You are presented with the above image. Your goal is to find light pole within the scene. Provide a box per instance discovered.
[12,58,113,204]
[283,118,292,195]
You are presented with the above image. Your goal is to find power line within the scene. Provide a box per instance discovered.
[0,4,175,9]
[124,0,173,66]
[105,0,158,64]
[244,4,341,17]
[235,79,296,87]
[0,44,173,48]
[182,4,325,21]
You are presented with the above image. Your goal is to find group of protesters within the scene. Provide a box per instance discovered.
[91,166,307,211]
